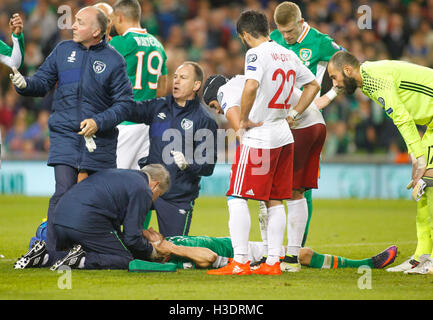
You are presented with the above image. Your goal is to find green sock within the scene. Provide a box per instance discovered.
[309,252,374,269]
[302,189,313,247]
[142,210,153,229]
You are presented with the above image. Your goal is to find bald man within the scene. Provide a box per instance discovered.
[10,6,134,266]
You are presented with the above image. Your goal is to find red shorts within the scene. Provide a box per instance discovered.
[226,143,294,201]
[292,123,326,190]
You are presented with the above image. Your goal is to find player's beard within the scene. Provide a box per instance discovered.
[342,73,358,95]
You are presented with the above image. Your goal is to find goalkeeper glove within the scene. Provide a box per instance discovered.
[413,179,427,201]
[407,179,427,201]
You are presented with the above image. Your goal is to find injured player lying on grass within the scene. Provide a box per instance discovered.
[143,228,397,271]
[16,222,397,271]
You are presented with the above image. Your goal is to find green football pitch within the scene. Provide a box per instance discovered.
[1,195,432,300]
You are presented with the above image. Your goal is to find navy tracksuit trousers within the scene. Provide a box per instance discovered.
[54,225,133,270]
[46,165,78,264]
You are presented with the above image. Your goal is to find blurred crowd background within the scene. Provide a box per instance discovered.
[0,0,431,162]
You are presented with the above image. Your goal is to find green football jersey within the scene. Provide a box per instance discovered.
[110,28,167,101]
[360,60,433,158]
[0,33,25,69]
[270,23,341,84]
[166,236,233,269]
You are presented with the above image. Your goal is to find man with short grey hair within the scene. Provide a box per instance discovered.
[14,164,171,270]
[141,164,171,201]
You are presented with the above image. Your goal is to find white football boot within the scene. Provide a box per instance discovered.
[405,256,433,275]
[386,254,429,272]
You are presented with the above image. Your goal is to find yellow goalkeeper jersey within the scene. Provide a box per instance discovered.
[360,60,433,157]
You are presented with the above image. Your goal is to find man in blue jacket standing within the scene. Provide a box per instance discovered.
[81,61,218,237]
[14,164,171,270]
[10,6,134,264]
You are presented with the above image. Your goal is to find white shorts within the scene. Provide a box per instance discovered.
[116,124,149,170]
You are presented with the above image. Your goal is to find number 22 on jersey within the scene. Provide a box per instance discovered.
[268,69,296,109]
[133,50,163,90]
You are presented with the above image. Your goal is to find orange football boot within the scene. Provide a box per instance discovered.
[207,260,252,275]
[252,262,282,275]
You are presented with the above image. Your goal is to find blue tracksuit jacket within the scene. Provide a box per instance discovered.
[130,95,218,203]
[15,38,134,171]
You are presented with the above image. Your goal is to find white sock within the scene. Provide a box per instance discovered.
[286,198,308,257]
[258,201,268,256]
[228,197,250,264]
[266,204,286,265]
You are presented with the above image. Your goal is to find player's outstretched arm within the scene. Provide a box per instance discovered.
[287,79,320,126]
[291,79,320,115]
[314,87,339,110]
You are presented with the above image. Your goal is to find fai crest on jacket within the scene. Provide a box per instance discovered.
[181,118,193,130]
[93,60,106,74]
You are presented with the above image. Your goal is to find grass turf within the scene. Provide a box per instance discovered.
[1,195,433,300]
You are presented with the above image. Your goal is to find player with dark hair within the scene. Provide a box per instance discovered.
[328,50,433,274]
[208,10,320,276]
[236,9,270,40]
